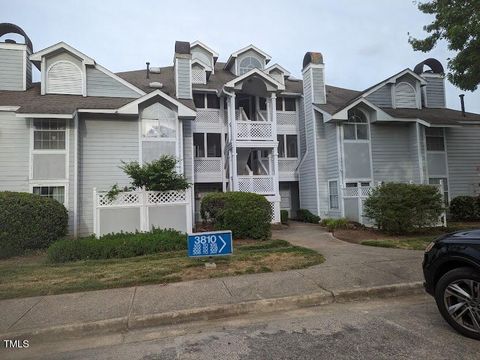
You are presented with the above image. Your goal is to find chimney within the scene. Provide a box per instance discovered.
[459,94,465,117]
[414,58,446,108]
[174,41,192,100]
[302,52,326,104]
[146,62,150,79]
[0,23,33,91]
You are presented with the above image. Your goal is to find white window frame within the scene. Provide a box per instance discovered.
[30,182,69,208]
[238,56,263,75]
[343,109,370,142]
[276,97,297,113]
[193,93,220,110]
[276,134,299,159]
[425,127,446,152]
[29,119,69,181]
[328,180,339,210]
[193,132,221,158]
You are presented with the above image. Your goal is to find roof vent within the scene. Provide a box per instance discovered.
[175,41,191,55]
[414,58,444,75]
[150,67,161,74]
[149,82,163,89]
[0,23,33,51]
[5,39,16,44]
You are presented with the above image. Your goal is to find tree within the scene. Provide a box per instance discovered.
[408,0,480,91]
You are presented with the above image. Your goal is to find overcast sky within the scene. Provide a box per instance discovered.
[2,0,479,112]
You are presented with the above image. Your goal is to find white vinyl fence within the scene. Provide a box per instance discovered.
[93,188,192,237]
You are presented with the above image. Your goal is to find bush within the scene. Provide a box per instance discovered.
[47,228,186,263]
[280,210,289,224]
[364,183,444,234]
[297,209,320,224]
[320,218,349,232]
[201,192,271,240]
[449,196,480,221]
[0,192,68,258]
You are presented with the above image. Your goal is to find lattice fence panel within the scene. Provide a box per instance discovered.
[147,190,186,205]
[194,158,222,173]
[192,68,206,84]
[277,112,297,126]
[196,110,221,124]
[278,159,298,173]
[97,191,141,207]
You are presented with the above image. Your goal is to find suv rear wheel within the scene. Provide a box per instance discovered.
[435,267,480,340]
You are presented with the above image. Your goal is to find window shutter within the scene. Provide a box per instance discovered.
[395,82,417,108]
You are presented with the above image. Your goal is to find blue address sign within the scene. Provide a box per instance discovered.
[187,230,233,257]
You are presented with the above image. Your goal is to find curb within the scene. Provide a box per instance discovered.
[0,281,424,342]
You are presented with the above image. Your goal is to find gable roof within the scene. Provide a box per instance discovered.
[223,68,285,91]
[265,63,291,77]
[191,40,219,60]
[30,42,95,67]
[224,44,272,70]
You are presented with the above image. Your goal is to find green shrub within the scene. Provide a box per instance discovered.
[0,192,68,258]
[201,192,271,240]
[297,209,320,224]
[47,228,186,263]
[363,183,443,234]
[280,210,289,224]
[449,196,480,221]
[320,218,349,232]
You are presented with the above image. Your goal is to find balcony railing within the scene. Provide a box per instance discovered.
[237,175,275,195]
[194,158,223,181]
[236,121,273,141]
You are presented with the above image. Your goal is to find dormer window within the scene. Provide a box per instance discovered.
[395,82,417,108]
[239,56,262,75]
[47,60,83,95]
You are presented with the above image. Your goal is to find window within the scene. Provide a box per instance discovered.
[329,181,339,209]
[207,133,221,157]
[142,106,176,139]
[47,61,82,95]
[207,94,220,109]
[193,93,205,108]
[425,128,445,151]
[277,135,285,157]
[239,56,262,75]
[344,109,368,140]
[259,97,267,111]
[276,97,283,111]
[395,82,417,108]
[33,186,65,205]
[286,135,298,158]
[33,119,66,150]
[429,178,449,206]
[284,98,296,111]
[194,133,221,158]
[193,133,205,157]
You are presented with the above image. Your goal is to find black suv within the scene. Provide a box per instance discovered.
[423,229,480,340]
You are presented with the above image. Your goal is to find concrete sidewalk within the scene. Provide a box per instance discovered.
[0,223,425,341]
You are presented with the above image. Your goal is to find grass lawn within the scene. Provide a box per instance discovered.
[0,239,324,300]
[335,221,480,251]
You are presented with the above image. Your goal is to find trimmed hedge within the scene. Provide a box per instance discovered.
[47,228,186,263]
[449,196,480,221]
[364,183,443,234]
[320,218,349,232]
[297,209,320,224]
[280,210,289,224]
[201,192,271,240]
[0,192,68,258]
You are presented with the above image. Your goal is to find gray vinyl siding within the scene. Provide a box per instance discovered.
[425,76,445,108]
[78,117,139,236]
[67,120,75,234]
[298,98,306,157]
[371,123,420,183]
[26,57,32,88]
[315,112,329,216]
[0,112,29,191]
[0,48,24,91]
[182,120,194,183]
[325,122,341,217]
[366,84,392,107]
[176,58,192,99]
[86,67,140,98]
[311,67,325,104]
[408,124,422,183]
[446,125,480,198]
[298,69,319,215]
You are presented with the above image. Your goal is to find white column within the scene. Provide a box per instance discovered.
[270,93,279,196]
[229,93,238,191]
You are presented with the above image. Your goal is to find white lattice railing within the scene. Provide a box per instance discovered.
[342,186,372,198]
[196,109,221,124]
[278,158,298,173]
[96,189,188,208]
[237,175,275,195]
[277,112,297,126]
[194,158,222,174]
[236,121,273,141]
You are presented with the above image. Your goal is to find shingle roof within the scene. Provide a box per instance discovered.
[315,85,362,114]
[0,84,134,114]
[381,107,480,126]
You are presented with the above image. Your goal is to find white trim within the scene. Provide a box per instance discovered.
[117,89,196,118]
[22,49,27,90]
[191,41,219,58]
[30,42,95,65]
[95,64,145,96]
[41,57,46,95]
[328,179,340,210]
[443,128,450,203]
[225,44,272,70]
[329,98,395,122]
[77,109,117,114]
[416,123,424,183]
[0,106,20,112]
[361,68,427,99]
[0,42,27,51]
[265,63,291,77]
[394,81,418,109]
[223,68,285,91]
[17,113,73,119]
[73,113,79,238]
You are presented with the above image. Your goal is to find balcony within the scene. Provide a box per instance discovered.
[237,175,275,195]
[236,121,274,141]
[194,158,223,182]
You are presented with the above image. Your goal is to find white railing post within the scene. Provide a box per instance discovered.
[186,187,193,233]
[93,187,98,237]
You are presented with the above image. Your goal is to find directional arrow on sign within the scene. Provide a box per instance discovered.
[218,235,226,253]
